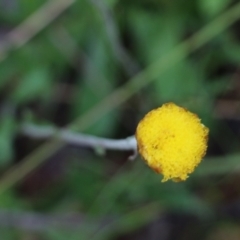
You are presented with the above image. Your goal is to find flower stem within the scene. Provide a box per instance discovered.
[21,123,137,152]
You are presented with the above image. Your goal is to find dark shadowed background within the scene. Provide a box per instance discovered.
[0,0,240,239]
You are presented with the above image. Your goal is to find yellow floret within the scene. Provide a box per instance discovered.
[136,102,209,182]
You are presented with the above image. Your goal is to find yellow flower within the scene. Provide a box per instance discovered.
[136,102,209,182]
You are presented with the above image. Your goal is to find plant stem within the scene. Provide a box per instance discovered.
[21,123,137,152]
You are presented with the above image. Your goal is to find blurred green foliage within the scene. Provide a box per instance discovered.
[0,0,240,239]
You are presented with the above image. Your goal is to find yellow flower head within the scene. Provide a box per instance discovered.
[136,103,209,182]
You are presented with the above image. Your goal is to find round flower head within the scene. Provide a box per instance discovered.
[136,103,209,182]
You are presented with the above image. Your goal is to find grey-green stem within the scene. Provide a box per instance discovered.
[21,123,138,159]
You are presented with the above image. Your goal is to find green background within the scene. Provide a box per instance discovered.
[0,0,240,239]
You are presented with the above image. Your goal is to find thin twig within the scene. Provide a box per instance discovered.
[21,123,137,152]
[0,0,75,62]
[89,0,140,76]
[0,210,111,231]
[0,203,160,232]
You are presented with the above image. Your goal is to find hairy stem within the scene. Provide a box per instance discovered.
[21,123,137,152]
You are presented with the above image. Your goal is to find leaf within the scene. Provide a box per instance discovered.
[0,115,16,166]
[153,61,204,102]
[66,161,105,208]
[103,0,119,8]
[130,10,203,102]
[198,0,230,17]
[0,189,25,208]
[11,67,52,104]
[129,9,184,61]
